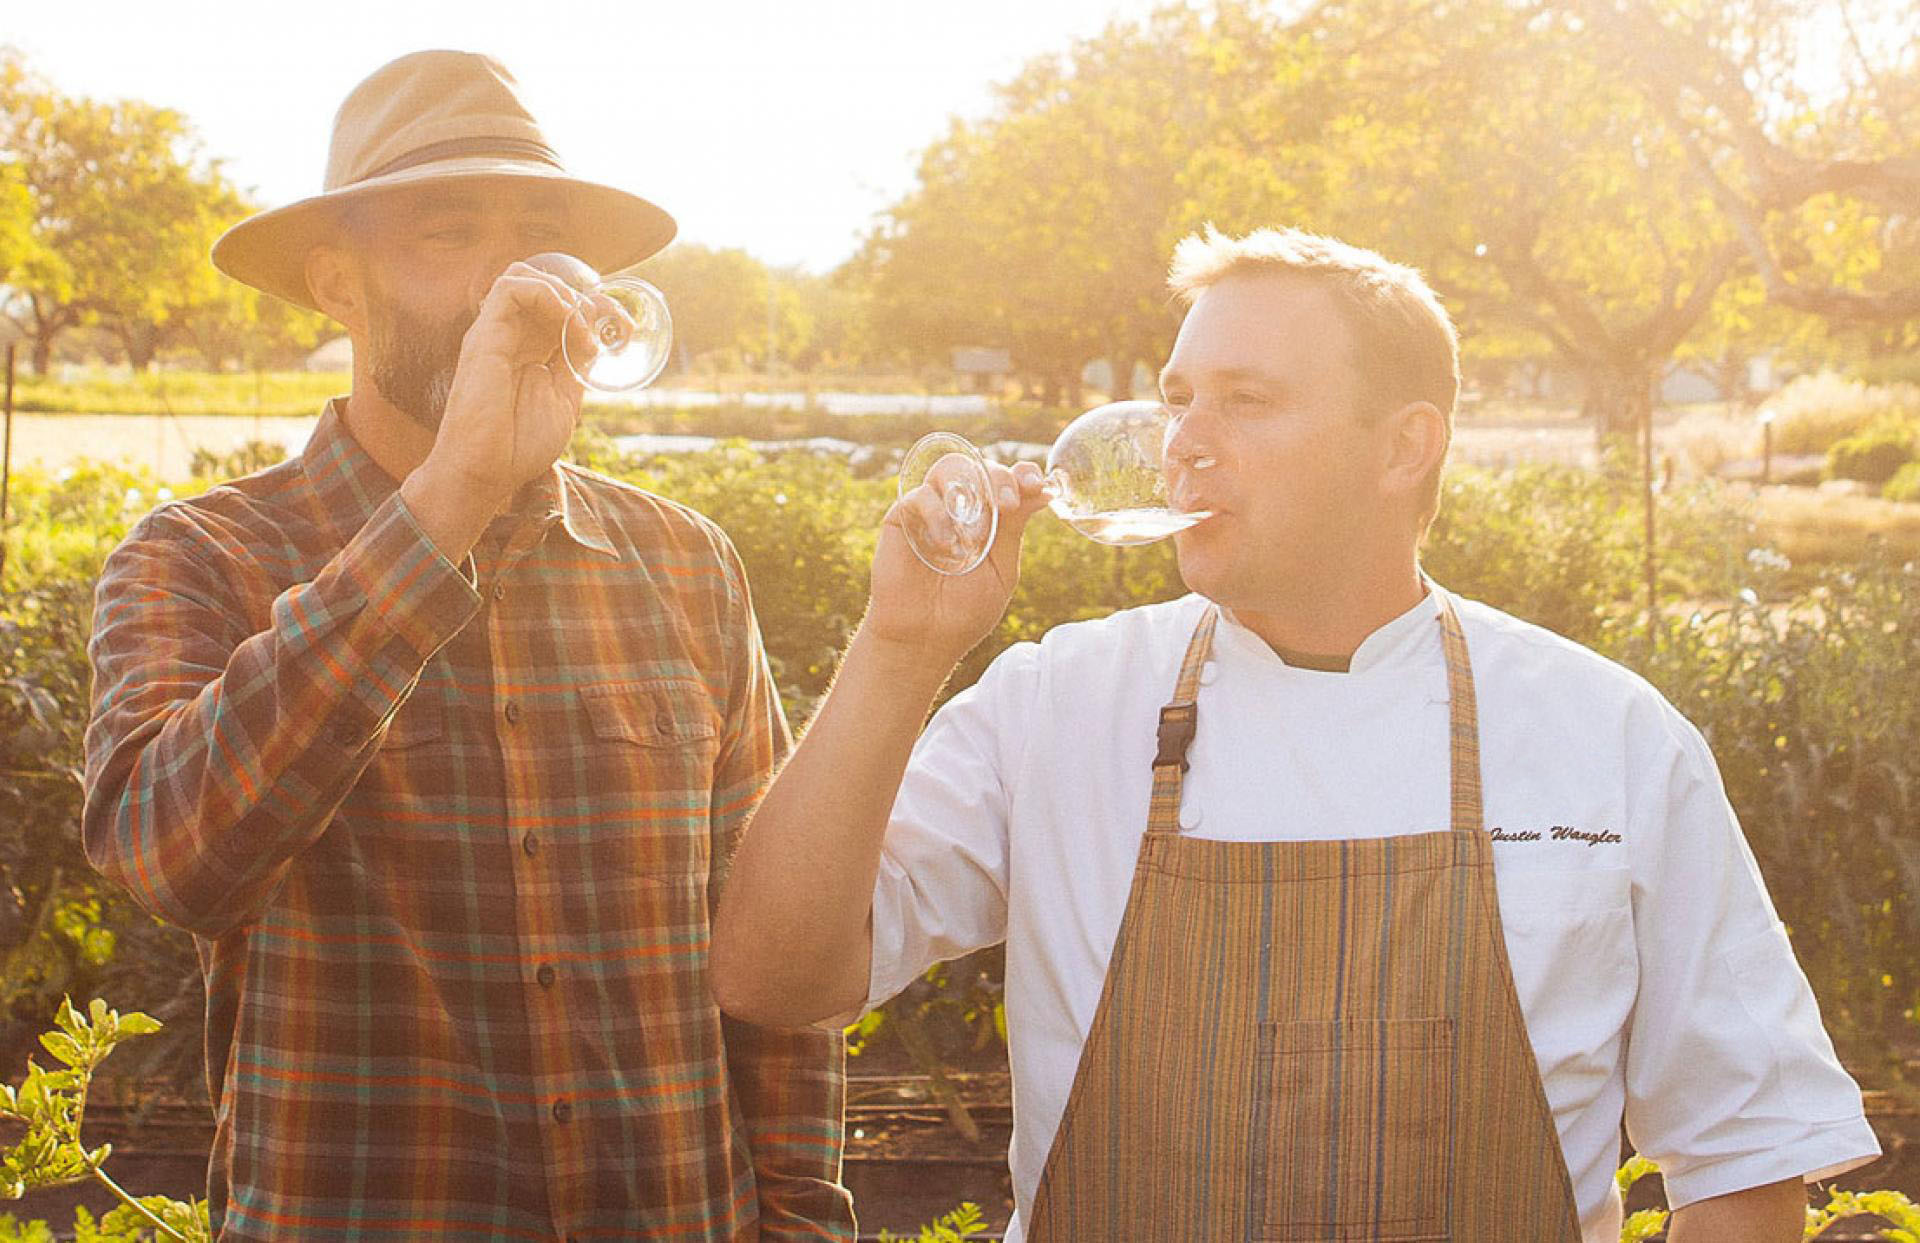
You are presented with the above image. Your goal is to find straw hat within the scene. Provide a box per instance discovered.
[212,50,676,311]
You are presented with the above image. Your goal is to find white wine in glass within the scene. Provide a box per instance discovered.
[897,399,1213,575]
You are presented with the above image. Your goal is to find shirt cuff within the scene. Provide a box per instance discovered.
[342,492,483,659]
[1661,1115,1884,1209]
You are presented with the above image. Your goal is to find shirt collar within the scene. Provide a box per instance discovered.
[1216,582,1444,675]
[299,399,618,560]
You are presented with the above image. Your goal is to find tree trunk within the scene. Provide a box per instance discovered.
[31,330,53,377]
[1039,372,1061,407]
[1108,352,1136,400]
[1711,353,1750,411]
[1580,360,1655,446]
[116,321,159,371]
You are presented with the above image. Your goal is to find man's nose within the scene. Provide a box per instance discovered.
[468,230,545,306]
[1162,402,1218,468]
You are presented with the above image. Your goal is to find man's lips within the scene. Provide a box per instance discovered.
[1169,481,1221,517]
[1167,454,1221,516]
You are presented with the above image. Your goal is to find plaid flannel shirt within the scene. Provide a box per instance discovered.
[83,402,853,1241]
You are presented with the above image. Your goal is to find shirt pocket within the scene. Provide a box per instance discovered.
[1494,865,1637,1095]
[577,679,722,881]
[1251,1017,1455,1242]
[378,697,446,750]
[580,679,720,748]
[1494,863,1631,920]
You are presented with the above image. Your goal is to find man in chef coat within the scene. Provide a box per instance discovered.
[710,226,1881,1242]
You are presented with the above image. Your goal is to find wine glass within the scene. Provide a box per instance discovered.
[896,399,1214,575]
[524,252,673,392]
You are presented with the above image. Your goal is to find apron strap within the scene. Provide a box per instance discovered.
[1433,590,1485,835]
[1146,588,1485,837]
[1146,606,1219,835]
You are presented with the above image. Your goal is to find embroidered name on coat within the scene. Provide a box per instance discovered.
[1491,825,1624,847]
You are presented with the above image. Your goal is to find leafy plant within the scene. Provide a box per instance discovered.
[1616,1154,1668,1242]
[0,999,206,1242]
[1618,1154,1920,1241]
[877,1201,986,1242]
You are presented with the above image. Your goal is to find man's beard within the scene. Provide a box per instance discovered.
[366,293,475,433]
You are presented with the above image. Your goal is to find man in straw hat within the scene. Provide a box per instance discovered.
[710,227,1880,1241]
[83,51,853,1240]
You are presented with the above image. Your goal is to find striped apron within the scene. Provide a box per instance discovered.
[1024,596,1584,1242]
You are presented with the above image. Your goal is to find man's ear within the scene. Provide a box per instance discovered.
[1380,400,1449,498]
[305,244,368,336]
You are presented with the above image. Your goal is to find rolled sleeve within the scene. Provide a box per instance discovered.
[1622,704,1881,1207]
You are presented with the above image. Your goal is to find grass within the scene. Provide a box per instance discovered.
[10,369,349,417]
[7,367,982,418]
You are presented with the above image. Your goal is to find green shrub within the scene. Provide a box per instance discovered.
[7,448,1916,1124]
[186,440,288,482]
[1424,460,1753,644]
[1882,460,1920,504]
[1609,554,1920,1090]
[1759,372,1920,456]
[1826,420,1919,487]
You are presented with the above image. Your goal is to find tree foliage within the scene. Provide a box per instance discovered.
[0,50,324,374]
[1576,0,1920,325]
[845,1,1920,436]
[847,8,1245,402]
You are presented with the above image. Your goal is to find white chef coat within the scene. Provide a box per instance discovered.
[864,586,1880,1243]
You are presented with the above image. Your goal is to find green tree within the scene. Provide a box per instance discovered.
[852,8,1247,404]
[1175,0,1744,441]
[1581,0,1920,326]
[0,162,36,293]
[631,242,773,374]
[0,52,233,373]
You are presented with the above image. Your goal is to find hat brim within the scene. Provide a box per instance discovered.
[211,157,678,312]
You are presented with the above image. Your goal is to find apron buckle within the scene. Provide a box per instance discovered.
[1154,703,1198,772]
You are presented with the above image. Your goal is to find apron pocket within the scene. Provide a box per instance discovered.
[1251,1016,1454,1243]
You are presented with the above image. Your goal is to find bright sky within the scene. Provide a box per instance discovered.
[7,0,1175,273]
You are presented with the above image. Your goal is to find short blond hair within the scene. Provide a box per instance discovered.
[1168,226,1459,530]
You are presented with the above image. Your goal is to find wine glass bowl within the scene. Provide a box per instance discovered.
[524,252,674,393]
[1044,400,1211,545]
[895,400,1212,575]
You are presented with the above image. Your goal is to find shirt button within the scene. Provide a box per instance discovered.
[1179,798,1203,831]
[503,701,522,725]
[653,711,674,736]
[551,1099,572,1123]
[492,581,507,602]
[522,832,539,857]
[1199,660,1219,686]
[536,964,557,989]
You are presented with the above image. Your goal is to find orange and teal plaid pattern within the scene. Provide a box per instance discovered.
[83,403,853,1241]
